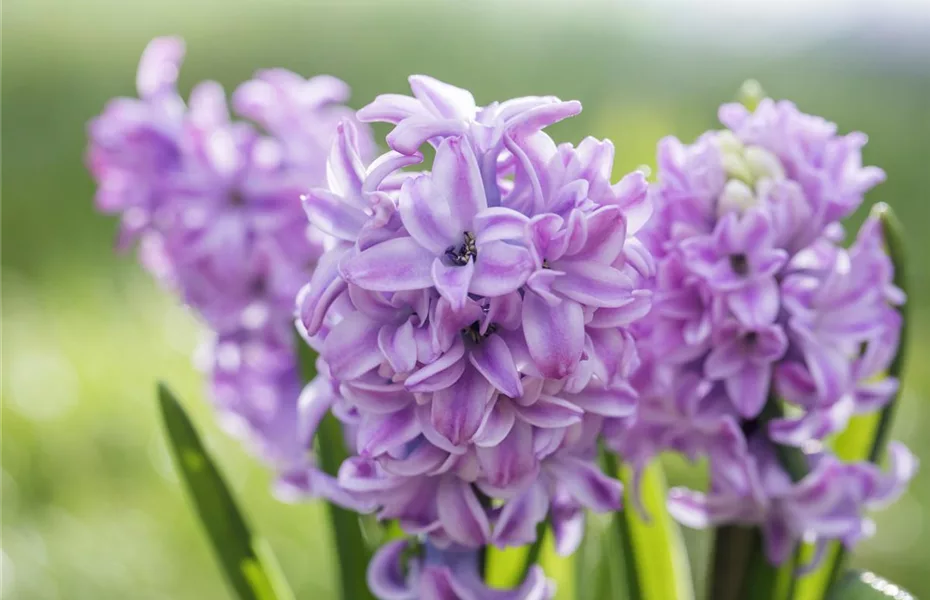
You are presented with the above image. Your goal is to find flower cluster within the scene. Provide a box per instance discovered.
[609,98,917,564]
[296,76,655,570]
[87,38,370,477]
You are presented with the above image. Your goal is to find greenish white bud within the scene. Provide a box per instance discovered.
[717,179,757,216]
[745,146,785,182]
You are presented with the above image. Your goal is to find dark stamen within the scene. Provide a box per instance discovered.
[542,259,552,269]
[445,231,477,266]
[462,321,497,344]
[729,253,749,276]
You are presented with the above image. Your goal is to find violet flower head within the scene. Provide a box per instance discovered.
[87,37,372,486]
[296,76,654,554]
[616,95,916,564]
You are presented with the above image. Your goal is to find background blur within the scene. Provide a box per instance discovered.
[3,0,929,598]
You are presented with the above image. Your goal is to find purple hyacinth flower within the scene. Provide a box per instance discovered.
[632,94,910,563]
[89,37,374,488]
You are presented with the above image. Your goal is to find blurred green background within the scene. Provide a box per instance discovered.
[3,0,929,598]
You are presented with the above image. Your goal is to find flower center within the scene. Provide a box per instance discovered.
[741,331,758,348]
[445,231,477,266]
[729,253,749,276]
[462,320,497,345]
[230,191,246,207]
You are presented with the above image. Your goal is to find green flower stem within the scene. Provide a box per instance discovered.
[602,450,643,600]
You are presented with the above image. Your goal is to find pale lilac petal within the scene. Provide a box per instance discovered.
[803,341,850,404]
[378,321,418,374]
[550,261,634,308]
[546,456,622,512]
[431,365,495,446]
[341,237,435,292]
[726,363,771,418]
[137,37,185,99]
[469,334,523,398]
[364,151,424,193]
[432,258,475,312]
[326,121,365,198]
[432,137,488,226]
[416,403,467,456]
[473,397,517,447]
[358,405,420,457]
[322,312,383,380]
[388,116,468,155]
[357,93,425,124]
[763,518,794,566]
[727,278,780,326]
[492,483,549,547]
[666,488,712,528]
[506,100,583,135]
[474,207,530,244]
[406,340,467,392]
[303,188,366,241]
[523,293,585,378]
[477,420,538,490]
[704,339,745,380]
[420,569,460,600]
[550,499,585,556]
[572,206,627,264]
[565,384,637,417]
[437,477,491,546]
[513,395,583,428]
[587,291,652,328]
[470,241,534,297]
[297,249,349,336]
[342,381,412,415]
[381,439,451,476]
[408,75,477,119]
[399,175,459,253]
[367,541,416,600]
[338,456,403,493]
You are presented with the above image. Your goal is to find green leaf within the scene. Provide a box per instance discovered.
[294,333,374,600]
[597,452,693,600]
[793,202,911,600]
[157,383,294,600]
[826,571,915,600]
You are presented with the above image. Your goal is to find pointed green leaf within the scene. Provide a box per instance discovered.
[294,334,374,600]
[157,383,294,600]
[598,451,693,600]
[619,460,694,600]
[826,571,914,600]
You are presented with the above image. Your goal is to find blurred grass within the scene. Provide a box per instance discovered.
[2,0,929,598]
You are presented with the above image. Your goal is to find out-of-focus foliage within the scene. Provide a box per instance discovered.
[2,1,928,598]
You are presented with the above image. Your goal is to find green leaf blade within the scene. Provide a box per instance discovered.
[619,460,694,600]
[157,383,294,600]
[597,452,693,600]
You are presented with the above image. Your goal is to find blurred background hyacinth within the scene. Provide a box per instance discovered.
[4,1,930,599]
